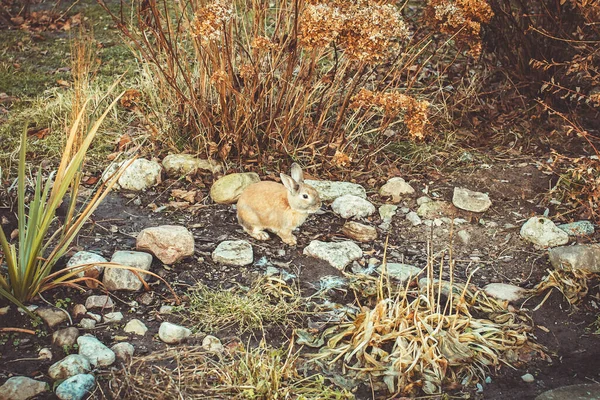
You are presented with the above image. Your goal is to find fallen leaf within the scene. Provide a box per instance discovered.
[10,229,18,240]
[27,127,50,139]
[82,176,100,185]
[56,79,71,87]
[168,201,190,210]
[171,189,197,203]
[117,134,133,150]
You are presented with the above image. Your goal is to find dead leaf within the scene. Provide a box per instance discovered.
[117,134,133,150]
[106,152,121,161]
[27,127,50,139]
[167,201,190,210]
[56,79,71,87]
[82,176,100,186]
[171,189,197,203]
[10,229,18,240]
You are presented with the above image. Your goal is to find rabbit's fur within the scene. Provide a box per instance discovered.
[236,163,321,245]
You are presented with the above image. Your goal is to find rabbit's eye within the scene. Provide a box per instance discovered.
[303,194,309,199]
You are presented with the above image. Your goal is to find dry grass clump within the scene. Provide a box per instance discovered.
[109,342,352,399]
[532,267,593,308]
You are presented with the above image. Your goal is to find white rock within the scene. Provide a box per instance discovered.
[79,318,96,329]
[158,322,192,344]
[304,180,367,201]
[406,211,422,226]
[0,305,9,315]
[0,376,47,400]
[85,295,114,309]
[136,225,195,265]
[520,217,569,248]
[452,187,492,213]
[379,263,422,282]
[52,327,80,348]
[417,201,450,219]
[124,319,148,336]
[38,348,52,361]
[521,373,535,383]
[77,335,116,367]
[103,251,153,291]
[66,251,107,281]
[483,283,527,302]
[111,342,135,361]
[303,240,363,270]
[55,374,95,400]
[48,354,91,380]
[202,335,224,353]
[86,313,102,322]
[417,196,432,206]
[379,204,398,222]
[548,244,600,273]
[103,158,162,191]
[162,154,222,176]
[159,305,173,314]
[103,312,124,323]
[35,307,68,329]
[379,177,415,202]
[457,230,471,245]
[210,172,260,204]
[331,194,376,219]
[341,221,377,242]
[212,240,253,266]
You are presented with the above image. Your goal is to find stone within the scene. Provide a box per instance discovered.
[303,240,363,270]
[406,211,422,226]
[535,384,600,400]
[35,307,68,329]
[86,313,101,322]
[379,204,398,222]
[483,283,527,302]
[124,319,148,336]
[72,304,87,319]
[417,201,451,219]
[136,225,195,264]
[52,327,80,348]
[548,244,600,273]
[452,187,492,213]
[103,312,124,323]
[331,195,376,219]
[85,295,114,310]
[0,305,9,315]
[202,335,224,353]
[111,342,135,361]
[77,335,115,367]
[457,230,471,245]
[79,319,96,329]
[66,251,107,282]
[212,240,253,266]
[341,221,377,242]
[304,180,367,201]
[162,154,222,176]
[379,263,422,282]
[55,374,95,400]
[417,196,431,206]
[103,251,153,291]
[0,376,47,400]
[38,348,52,361]
[103,158,162,191]
[379,177,415,202]
[159,305,173,314]
[158,322,192,344]
[520,217,569,248]
[557,221,595,236]
[48,354,91,380]
[209,172,260,204]
[521,373,535,383]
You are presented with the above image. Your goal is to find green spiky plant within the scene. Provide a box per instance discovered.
[0,87,125,313]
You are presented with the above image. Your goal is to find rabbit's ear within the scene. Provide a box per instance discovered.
[290,163,304,183]
[280,173,299,195]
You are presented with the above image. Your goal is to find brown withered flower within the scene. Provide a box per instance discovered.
[120,89,141,109]
[299,3,344,50]
[190,0,234,44]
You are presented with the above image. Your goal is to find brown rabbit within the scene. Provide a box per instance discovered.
[236,163,321,245]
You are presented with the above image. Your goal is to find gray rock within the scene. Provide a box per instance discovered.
[55,374,95,400]
[52,327,80,348]
[85,295,114,310]
[66,251,107,280]
[521,373,535,383]
[212,240,253,266]
[202,335,224,353]
[111,342,135,361]
[378,204,398,222]
[158,322,192,344]
[124,319,148,336]
[548,244,600,273]
[457,230,471,245]
[417,200,451,219]
[35,307,68,329]
[77,335,115,367]
[557,221,595,236]
[417,196,431,206]
[48,354,91,380]
[136,225,195,265]
[86,313,101,323]
[103,312,123,323]
[331,195,376,219]
[304,180,367,201]
[72,304,87,319]
[79,318,96,329]
[483,283,527,302]
[209,172,260,204]
[159,305,173,314]
[341,221,377,242]
[103,158,162,191]
[535,384,600,400]
[406,211,422,226]
[379,177,415,202]
[0,376,47,400]
[162,154,222,176]
[303,240,363,270]
[452,187,492,213]
[520,217,569,248]
[103,251,153,291]
[379,263,422,282]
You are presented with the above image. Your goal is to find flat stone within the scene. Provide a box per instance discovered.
[379,204,398,222]
[548,244,600,273]
[162,154,222,176]
[79,318,96,329]
[379,263,422,282]
[210,172,260,204]
[557,221,595,236]
[77,335,115,367]
[0,376,47,400]
[483,283,527,302]
[55,374,95,400]
[103,251,153,291]
[136,225,195,264]
[103,312,123,323]
[535,384,600,400]
[522,373,535,383]
[457,230,471,245]
[52,327,80,348]
[406,211,422,226]
[85,295,114,309]
[158,322,192,344]
[331,194,376,219]
[124,319,148,336]
[303,240,363,270]
[103,158,162,191]
[48,354,91,380]
[452,187,492,213]
[417,201,451,219]
[72,304,87,319]
[159,305,173,314]
[304,180,367,201]
[66,251,107,283]
[417,196,431,206]
[202,335,224,353]
[212,240,253,266]
[520,217,569,248]
[379,177,415,202]
[35,307,68,329]
[341,221,377,242]
[111,342,135,361]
